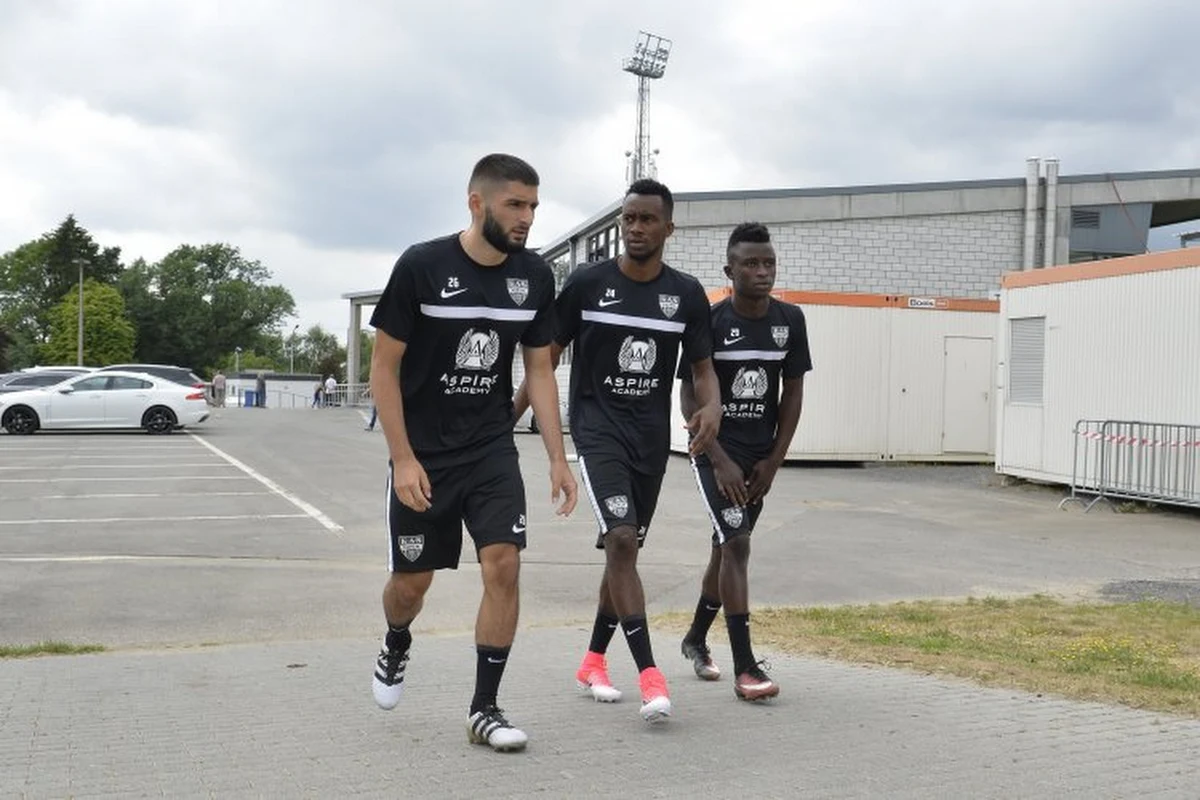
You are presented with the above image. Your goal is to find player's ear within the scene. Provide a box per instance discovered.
[467,186,486,218]
[723,263,733,280]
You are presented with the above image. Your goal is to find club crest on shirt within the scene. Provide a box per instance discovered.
[721,506,744,528]
[658,294,680,318]
[605,495,629,518]
[617,336,657,374]
[772,325,789,348]
[506,278,529,306]
[731,366,769,399]
[455,328,500,370]
[398,535,424,562]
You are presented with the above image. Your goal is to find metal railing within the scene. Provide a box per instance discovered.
[1060,419,1200,511]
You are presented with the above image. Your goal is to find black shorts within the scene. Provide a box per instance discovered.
[577,452,664,549]
[385,446,527,572]
[690,455,764,546]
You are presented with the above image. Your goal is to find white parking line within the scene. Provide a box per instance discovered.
[0,445,194,452]
[9,454,225,461]
[188,434,344,535]
[0,476,250,483]
[33,492,275,499]
[0,513,310,525]
[0,463,230,470]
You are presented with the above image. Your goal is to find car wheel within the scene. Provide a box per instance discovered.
[2,405,40,435]
[142,406,178,434]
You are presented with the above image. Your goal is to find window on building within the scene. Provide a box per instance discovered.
[1008,317,1045,405]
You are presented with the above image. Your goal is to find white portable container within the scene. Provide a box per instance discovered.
[995,249,1200,485]
[670,290,999,462]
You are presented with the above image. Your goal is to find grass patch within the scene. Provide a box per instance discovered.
[0,641,105,658]
[660,595,1200,717]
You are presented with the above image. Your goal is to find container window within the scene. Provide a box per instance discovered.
[1008,317,1045,405]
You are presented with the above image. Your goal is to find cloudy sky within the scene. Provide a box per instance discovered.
[2,0,1197,342]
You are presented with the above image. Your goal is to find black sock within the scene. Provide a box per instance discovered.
[385,623,411,654]
[621,615,656,672]
[470,645,511,715]
[726,613,755,675]
[588,611,620,655]
[685,595,722,644]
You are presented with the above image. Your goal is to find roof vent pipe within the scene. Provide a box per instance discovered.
[1042,158,1059,268]
[1023,157,1041,271]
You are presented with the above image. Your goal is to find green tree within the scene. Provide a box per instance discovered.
[0,215,123,368]
[42,280,136,366]
[299,324,345,380]
[357,329,374,384]
[117,243,295,376]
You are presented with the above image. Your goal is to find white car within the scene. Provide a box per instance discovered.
[0,370,210,435]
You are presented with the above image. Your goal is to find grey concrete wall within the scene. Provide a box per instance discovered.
[666,210,1024,298]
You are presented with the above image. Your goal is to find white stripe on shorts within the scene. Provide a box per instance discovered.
[575,455,608,536]
[689,456,726,545]
[385,462,394,571]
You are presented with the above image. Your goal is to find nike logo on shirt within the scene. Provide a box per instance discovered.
[723,336,746,345]
[512,523,526,534]
[440,287,469,298]
[597,298,622,307]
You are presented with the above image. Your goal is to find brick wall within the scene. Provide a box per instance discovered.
[665,210,1024,298]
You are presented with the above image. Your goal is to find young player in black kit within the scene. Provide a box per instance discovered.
[368,154,577,752]
[678,222,811,701]
[514,178,723,723]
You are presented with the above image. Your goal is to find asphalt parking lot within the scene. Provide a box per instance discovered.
[3,406,1200,650]
[3,408,1200,797]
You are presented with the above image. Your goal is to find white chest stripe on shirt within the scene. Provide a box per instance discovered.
[713,349,788,361]
[581,309,686,333]
[420,304,537,321]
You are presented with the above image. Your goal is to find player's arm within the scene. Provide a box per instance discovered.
[680,376,748,506]
[522,343,577,516]
[685,357,722,457]
[746,375,804,503]
[370,328,431,511]
[512,341,563,422]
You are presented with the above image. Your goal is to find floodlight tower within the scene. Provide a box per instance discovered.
[622,31,672,184]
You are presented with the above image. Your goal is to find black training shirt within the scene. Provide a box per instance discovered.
[555,258,712,474]
[679,296,812,465]
[370,234,555,467]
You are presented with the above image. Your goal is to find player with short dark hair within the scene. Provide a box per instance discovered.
[678,221,811,701]
[368,153,577,752]
[515,177,722,723]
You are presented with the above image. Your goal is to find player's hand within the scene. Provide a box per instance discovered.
[712,454,749,507]
[687,402,721,458]
[392,456,432,512]
[746,459,780,504]
[549,459,578,517]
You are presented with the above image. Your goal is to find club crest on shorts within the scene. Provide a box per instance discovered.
[506,278,529,306]
[721,506,744,528]
[772,325,789,348]
[398,535,424,562]
[605,494,629,518]
[658,293,680,318]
